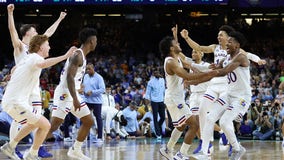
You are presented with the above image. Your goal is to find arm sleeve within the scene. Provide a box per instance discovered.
[191,63,210,71]
[185,57,193,63]
[92,76,106,96]
[246,52,261,63]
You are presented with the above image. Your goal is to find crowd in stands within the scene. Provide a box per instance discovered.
[0,17,284,141]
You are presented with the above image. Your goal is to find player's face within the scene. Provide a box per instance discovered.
[90,36,97,51]
[27,27,38,38]
[226,37,239,55]
[40,41,50,58]
[217,31,229,45]
[171,40,182,54]
[191,50,202,61]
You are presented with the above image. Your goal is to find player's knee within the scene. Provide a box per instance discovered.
[188,116,199,131]
[45,122,51,131]
[39,118,51,131]
[81,116,94,127]
[206,116,216,125]
[219,117,230,130]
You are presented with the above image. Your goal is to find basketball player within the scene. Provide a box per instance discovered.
[158,36,218,160]
[0,35,75,160]
[192,31,251,160]
[186,49,228,154]
[46,27,97,160]
[7,3,66,158]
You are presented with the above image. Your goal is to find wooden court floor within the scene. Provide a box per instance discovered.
[0,138,283,160]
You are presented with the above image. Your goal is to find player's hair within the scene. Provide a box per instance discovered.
[159,36,174,55]
[219,25,235,35]
[29,35,49,53]
[20,24,37,37]
[228,31,247,48]
[79,27,97,44]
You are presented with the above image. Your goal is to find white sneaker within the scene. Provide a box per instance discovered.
[157,136,162,140]
[64,137,73,142]
[173,151,190,160]
[93,138,103,143]
[229,145,246,160]
[159,146,173,160]
[67,147,91,160]
[23,151,40,160]
[190,151,209,160]
[0,142,21,160]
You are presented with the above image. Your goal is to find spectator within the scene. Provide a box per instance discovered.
[101,104,128,140]
[122,101,141,138]
[252,111,274,140]
[83,63,106,143]
[122,89,132,107]
[41,85,51,120]
[102,84,115,108]
[144,70,166,139]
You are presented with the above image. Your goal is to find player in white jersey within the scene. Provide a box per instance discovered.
[7,3,67,158]
[192,31,251,160]
[187,50,228,154]
[0,35,75,160]
[158,36,218,160]
[46,28,97,160]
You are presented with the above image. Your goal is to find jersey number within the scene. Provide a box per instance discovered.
[227,72,237,84]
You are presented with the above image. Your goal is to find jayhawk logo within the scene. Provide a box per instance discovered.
[60,94,68,101]
[240,99,246,107]
[177,104,183,109]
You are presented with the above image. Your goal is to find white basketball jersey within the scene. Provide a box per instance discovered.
[2,53,44,105]
[210,44,228,84]
[14,42,29,64]
[226,54,252,97]
[190,61,210,93]
[164,57,184,103]
[59,48,86,90]
[14,42,41,99]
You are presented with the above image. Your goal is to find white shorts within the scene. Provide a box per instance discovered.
[203,83,228,102]
[221,94,251,121]
[165,98,192,128]
[3,102,41,125]
[189,92,204,115]
[52,86,90,119]
[29,94,42,116]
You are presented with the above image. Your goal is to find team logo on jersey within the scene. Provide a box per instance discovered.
[240,99,246,107]
[60,94,68,100]
[177,104,183,109]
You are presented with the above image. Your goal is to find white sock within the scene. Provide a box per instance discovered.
[9,139,18,149]
[29,147,38,156]
[231,141,240,151]
[10,120,21,141]
[180,142,191,156]
[73,140,83,150]
[167,128,182,150]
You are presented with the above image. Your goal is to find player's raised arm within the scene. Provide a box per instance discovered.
[7,4,22,51]
[180,29,215,53]
[44,11,67,37]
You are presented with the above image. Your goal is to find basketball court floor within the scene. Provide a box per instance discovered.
[0,138,283,160]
